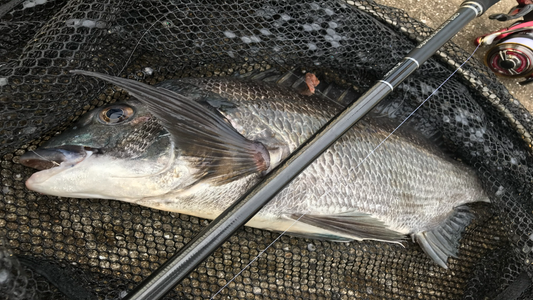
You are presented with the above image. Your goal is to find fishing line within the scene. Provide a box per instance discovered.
[117,21,158,76]
[353,43,481,169]
[30,150,60,167]
[211,43,482,298]
[209,213,306,300]
[117,13,174,76]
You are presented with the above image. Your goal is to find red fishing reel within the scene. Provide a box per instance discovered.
[475,0,533,85]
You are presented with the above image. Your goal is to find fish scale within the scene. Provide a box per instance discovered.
[20,71,489,268]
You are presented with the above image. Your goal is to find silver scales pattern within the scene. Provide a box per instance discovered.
[0,0,532,299]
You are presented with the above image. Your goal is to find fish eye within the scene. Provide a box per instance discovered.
[99,105,134,124]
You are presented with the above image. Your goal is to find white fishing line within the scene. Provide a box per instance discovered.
[209,213,306,300]
[117,17,167,76]
[211,43,481,298]
[30,150,60,167]
[353,43,481,170]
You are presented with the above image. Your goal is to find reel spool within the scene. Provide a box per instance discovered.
[475,0,533,84]
[485,36,533,77]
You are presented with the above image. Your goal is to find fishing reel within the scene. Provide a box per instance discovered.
[475,0,533,85]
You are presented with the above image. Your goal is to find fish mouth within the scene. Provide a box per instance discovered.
[20,145,98,170]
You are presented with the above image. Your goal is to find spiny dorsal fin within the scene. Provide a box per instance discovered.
[71,70,269,184]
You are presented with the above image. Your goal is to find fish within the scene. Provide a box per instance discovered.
[20,70,490,268]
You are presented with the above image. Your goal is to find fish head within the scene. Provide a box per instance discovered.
[20,100,191,200]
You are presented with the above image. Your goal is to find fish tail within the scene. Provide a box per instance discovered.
[412,206,474,269]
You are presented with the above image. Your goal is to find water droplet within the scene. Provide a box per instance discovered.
[249,35,261,43]
[259,29,272,35]
[241,36,252,43]
[522,245,531,253]
[23,0,48,9]
[308,43,317,51]
[303,24,313,32]
[65,19,102,29]
[495,186,504,196]
[328,21,338,29]
[143,67,153,75]
[281,14,291,21]
[324,8,334,15]
[81,20,97,28]
[330,41,340,48]
[22,127,36,135]
[0,269,9,284]
[224,31,236,38]
[0,78,7,86]
[308,243,316,251]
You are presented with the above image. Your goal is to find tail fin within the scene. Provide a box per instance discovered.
[412,206,473,268]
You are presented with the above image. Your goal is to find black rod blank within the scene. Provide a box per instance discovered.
[124,1,499,299]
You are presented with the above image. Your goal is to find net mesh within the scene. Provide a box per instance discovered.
[1,0,532,299]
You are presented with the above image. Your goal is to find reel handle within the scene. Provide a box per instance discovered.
[489,4,533,21]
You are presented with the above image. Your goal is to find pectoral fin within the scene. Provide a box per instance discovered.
[71,70,270,184]
[288,212,405,242]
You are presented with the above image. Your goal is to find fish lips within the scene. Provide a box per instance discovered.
[20,145,93,170]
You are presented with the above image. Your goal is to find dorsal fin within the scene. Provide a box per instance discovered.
[71,70,270,184]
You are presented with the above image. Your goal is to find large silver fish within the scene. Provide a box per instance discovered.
[20,70,489,268]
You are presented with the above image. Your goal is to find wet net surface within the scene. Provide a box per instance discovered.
[0,0,532,299]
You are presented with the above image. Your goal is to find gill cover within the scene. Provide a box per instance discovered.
[71,70,270,184]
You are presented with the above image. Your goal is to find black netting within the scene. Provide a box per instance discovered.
[1,0,533,299]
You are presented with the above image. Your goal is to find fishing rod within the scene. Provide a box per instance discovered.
[123,0,500,299]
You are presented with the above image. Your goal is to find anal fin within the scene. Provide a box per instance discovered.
[412,206,474,269]
[287,212,405,242]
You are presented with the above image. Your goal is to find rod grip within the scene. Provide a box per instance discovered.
[463,0,500,15]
